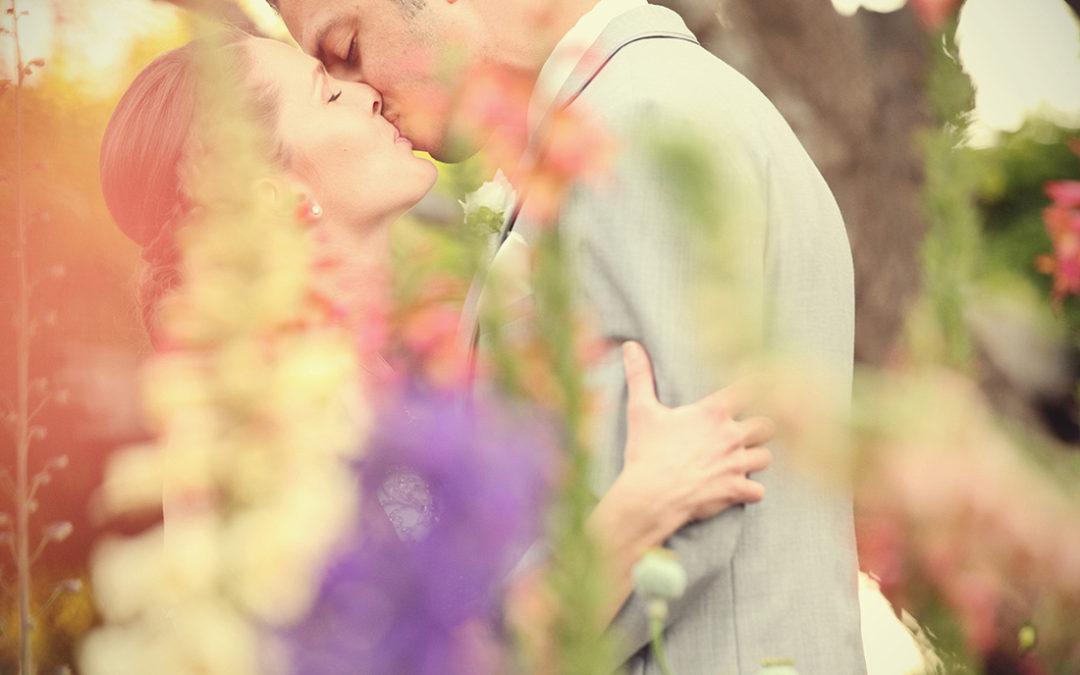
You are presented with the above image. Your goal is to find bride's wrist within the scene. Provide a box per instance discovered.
[604,468,689,550]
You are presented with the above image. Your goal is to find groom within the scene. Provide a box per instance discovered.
[273,0,866,672]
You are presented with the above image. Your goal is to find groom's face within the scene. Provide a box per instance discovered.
[277,0,472,161]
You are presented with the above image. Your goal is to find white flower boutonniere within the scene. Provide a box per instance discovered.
[460,169,518,237]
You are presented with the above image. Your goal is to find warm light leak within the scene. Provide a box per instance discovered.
[0,0,294,102]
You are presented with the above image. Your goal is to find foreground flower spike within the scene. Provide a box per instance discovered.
[631,548,687,675]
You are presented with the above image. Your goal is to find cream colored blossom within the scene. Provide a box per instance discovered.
[221,462,358,624]
[98,443,165,515]
[80,599,259,675]
[91,516,221,623]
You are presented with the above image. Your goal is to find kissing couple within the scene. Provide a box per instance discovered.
[100,0,866,672]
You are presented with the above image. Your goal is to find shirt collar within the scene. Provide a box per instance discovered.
[527,0,647,135]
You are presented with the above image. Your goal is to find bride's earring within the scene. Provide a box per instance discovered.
[297,197,323,224]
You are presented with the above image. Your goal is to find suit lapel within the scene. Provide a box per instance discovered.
[494,5,698,247]
[461,4,700,375]
[549,4,698,114]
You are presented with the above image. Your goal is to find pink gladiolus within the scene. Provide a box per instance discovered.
[1045,180,1080,209]
[1037,141,1080,306]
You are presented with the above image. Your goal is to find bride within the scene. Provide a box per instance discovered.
[99,32,774,637]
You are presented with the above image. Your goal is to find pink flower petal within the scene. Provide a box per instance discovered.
[1046,180,1080,209]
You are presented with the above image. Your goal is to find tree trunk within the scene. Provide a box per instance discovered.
[659,0,934,364]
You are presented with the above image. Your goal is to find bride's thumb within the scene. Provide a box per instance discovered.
[623,341,657,409]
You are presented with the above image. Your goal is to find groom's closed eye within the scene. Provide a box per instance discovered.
[315,23,359,75]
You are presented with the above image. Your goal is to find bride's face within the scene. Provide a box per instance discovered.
[245,37,438,227]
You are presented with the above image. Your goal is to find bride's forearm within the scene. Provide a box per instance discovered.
[504,469,689,655]
[586,469,689,626]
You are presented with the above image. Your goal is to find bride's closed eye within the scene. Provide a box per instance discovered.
[328,90,343,103]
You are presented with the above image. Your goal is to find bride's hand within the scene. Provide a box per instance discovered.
[518,341,777,634]
[619,340,775,527]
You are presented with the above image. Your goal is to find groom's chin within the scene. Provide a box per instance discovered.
[428,133,484,164]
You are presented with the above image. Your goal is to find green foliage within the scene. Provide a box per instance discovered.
[972,121,1080,344]
[532,228,618,675]
[925,22,974,125]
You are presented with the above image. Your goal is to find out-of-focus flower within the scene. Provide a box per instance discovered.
[847,368,1080,668]
[79,597,260,675]
[909,0,964,30]
[1045,180,1080,209]
[632,548,687,610]
[282,391,555,675]
[756,659,800,675]
[83,32,366,675]
[460,169,518,237]
[90,518,220,624]
[632,549,687,675]
[392,271,472,389]
[222,462,359,625]
[520,106,615,227]
[1036,141,1080,306]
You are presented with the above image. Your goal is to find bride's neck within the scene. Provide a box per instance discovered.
[312,216,395,357]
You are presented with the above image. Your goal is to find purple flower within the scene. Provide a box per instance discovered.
[283,389,556,675]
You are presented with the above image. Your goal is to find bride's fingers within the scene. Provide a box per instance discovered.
[739,446,773,475]
[731,477,766,504]
[697,376,757,419]
[694,477,766,519]
[623,341,658,410]
[738,416,777,448]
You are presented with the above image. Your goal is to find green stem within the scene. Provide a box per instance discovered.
[649,615,675,675]
[9,1,35,673]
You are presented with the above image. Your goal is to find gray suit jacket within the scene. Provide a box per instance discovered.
[470,5,866,674]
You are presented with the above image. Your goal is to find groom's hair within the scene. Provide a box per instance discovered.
[264,0,426,17]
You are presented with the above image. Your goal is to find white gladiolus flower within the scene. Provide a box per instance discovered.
[81,599,259,675]
[91,516,221,623]
[99,443,165,515]
[222,463,358,624]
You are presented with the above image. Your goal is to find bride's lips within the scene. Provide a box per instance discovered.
[387,116,412,149]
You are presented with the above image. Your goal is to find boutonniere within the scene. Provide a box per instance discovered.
[460,169,518,237]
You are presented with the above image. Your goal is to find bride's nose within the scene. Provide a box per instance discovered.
[356,83,383,116]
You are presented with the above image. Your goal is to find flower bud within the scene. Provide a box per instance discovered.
[60,578,84,594]
[632,548,687,603]
[757,658,799,675]
[1018,624,1037,654]
[45,521,73,542]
